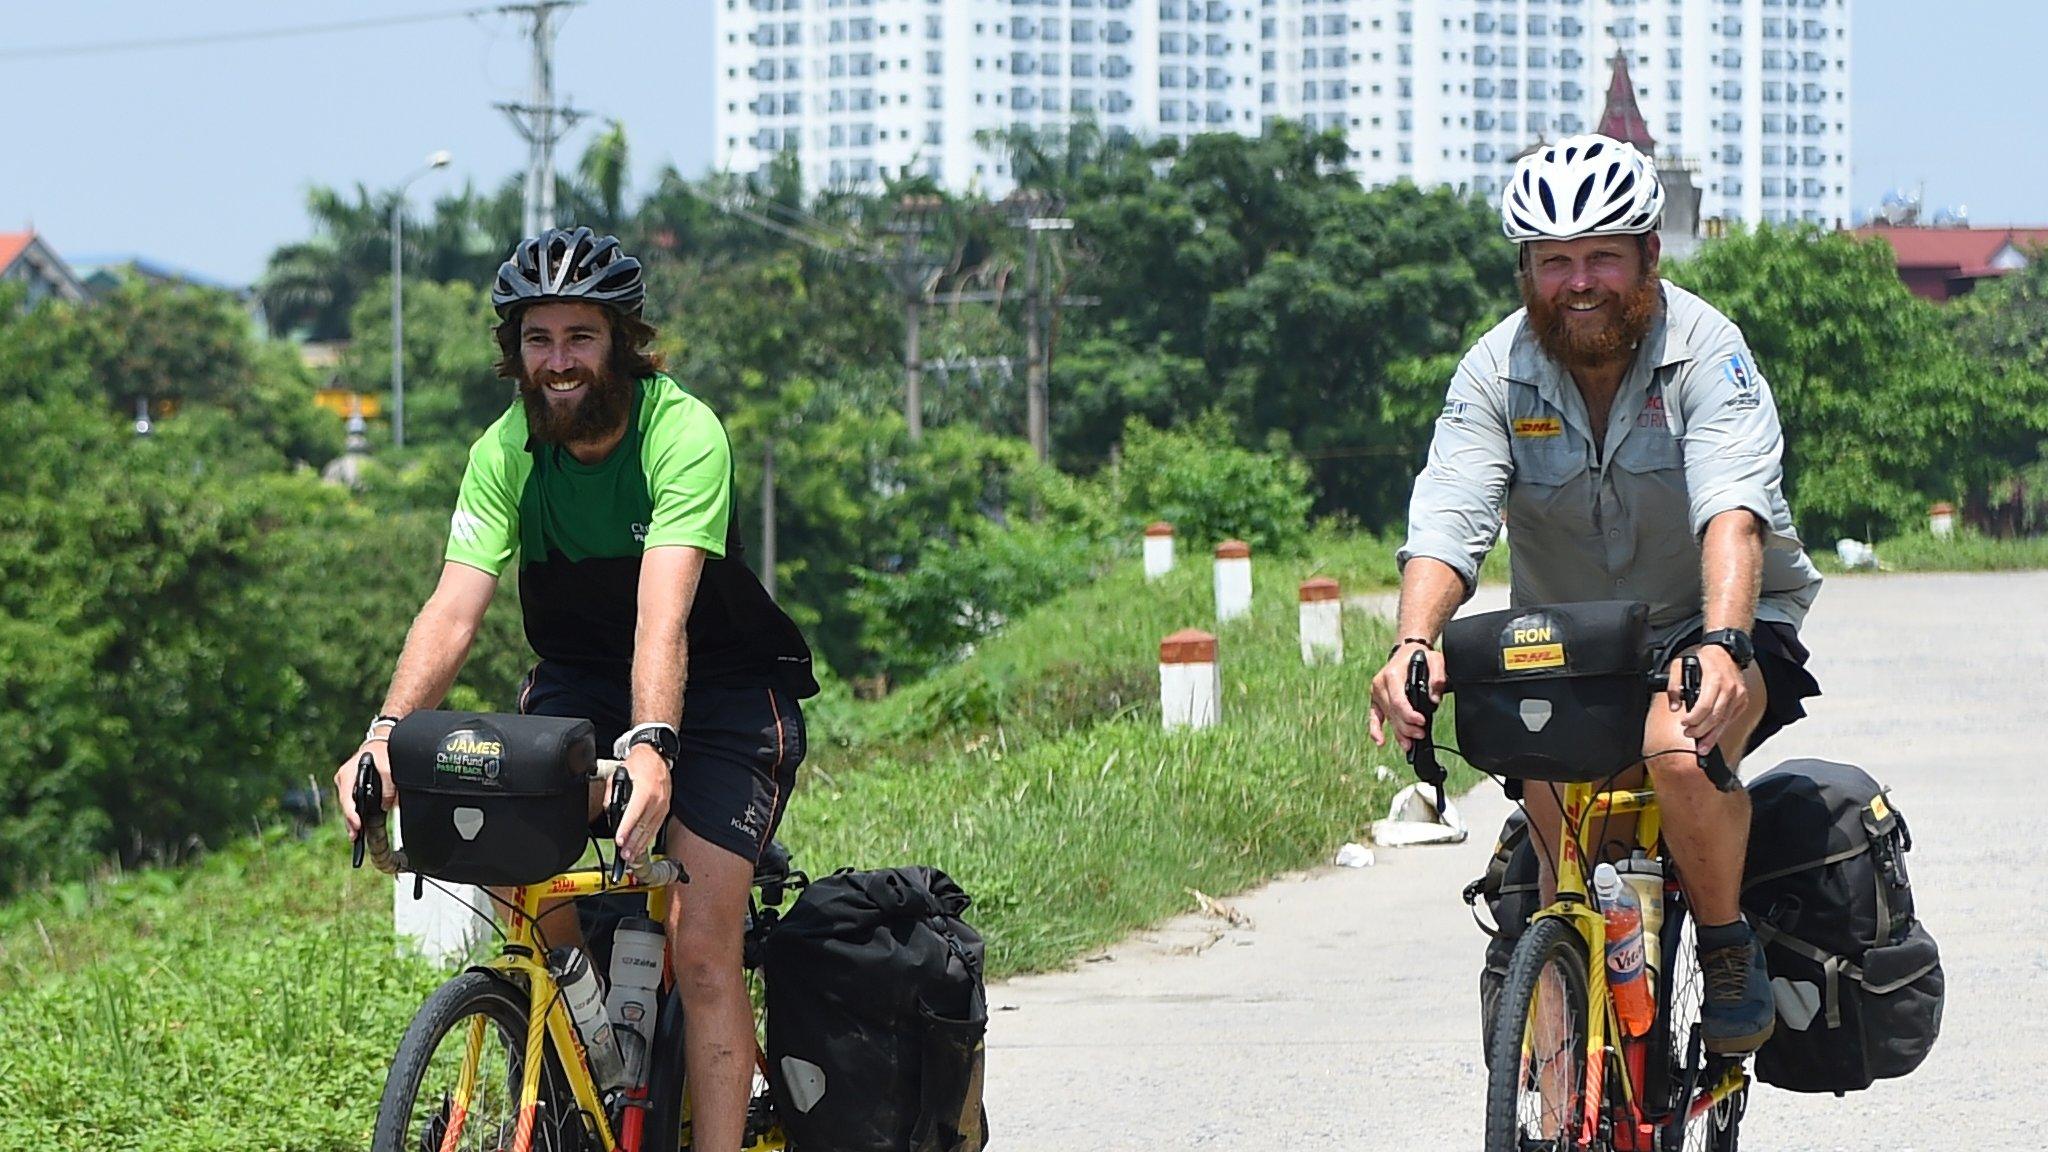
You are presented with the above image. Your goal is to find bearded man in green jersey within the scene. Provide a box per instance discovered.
[336,227,817,1150]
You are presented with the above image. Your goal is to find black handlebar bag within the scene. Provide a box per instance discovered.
[389,711,597,886]
[1442,600,1653,782]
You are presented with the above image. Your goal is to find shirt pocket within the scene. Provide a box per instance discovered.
[1612,429,1684,476]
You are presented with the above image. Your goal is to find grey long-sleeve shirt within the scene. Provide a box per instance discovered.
[1397,281,1822,643]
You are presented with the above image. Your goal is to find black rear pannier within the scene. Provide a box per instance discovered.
[388,711,595,886]
[1466,810,1540,1065]
[1442,600,1653,782]
[1742,758,1944,1094]
[763,867,989,1152]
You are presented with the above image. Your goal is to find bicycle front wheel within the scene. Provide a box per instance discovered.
[1484,916,1596,1152]
[372,969,589,1152]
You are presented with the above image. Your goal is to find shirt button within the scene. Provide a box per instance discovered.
[1608,529,1620,538]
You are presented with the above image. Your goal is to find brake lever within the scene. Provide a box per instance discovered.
[607,770,634,885]
[1678,654,1739,793]
[1404,649,1447,816]
[351,751,381,870]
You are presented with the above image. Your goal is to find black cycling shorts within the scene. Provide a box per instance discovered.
[1654,620,1821,756]
[517,661,805,866]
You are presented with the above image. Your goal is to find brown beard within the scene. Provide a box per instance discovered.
[1524,272,1663,372]
[519,364,636,447]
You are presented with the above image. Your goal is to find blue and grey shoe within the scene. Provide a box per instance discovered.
[1698,923,1775,1056]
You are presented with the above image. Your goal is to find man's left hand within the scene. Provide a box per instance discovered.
[616,743,674,864]
[1667,644,1748,757]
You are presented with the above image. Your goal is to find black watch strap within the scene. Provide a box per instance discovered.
[626,723,682,765]
[1700,627,1754,670]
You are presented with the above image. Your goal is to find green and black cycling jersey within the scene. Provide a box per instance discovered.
[445,374,817,698]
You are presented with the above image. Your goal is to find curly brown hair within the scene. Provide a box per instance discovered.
[493,305,666,383]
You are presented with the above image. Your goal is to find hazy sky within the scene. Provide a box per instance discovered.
[4,1,2036,286]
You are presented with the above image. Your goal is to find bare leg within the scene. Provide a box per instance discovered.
[665,818,757,1152]
[1646,652,1768,925]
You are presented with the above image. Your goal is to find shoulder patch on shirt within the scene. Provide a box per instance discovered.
[1721,354,1762,410]
[1440,399,1473,424]
[1512,416,1563,438]
[450,509,487,547]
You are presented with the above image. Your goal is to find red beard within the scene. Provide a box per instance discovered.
[1524,273,1663,372]
[519,365,635,446]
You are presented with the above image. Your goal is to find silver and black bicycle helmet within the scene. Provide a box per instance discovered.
[1500,134,1664,242]
[491,226,646,319]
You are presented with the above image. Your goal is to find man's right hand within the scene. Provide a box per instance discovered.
[336,740,397,838]
[1369,641,1446,753]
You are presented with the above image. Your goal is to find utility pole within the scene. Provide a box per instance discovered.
[881,195,946,440]
[761,442,778,601]
[1017,210,1074,463]
[498,1,587,238]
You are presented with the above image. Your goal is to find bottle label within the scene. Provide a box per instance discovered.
[1607,937,1644,978]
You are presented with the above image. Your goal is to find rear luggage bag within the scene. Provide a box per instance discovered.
[1742,758,1944,1094]
[762,866,989,1152]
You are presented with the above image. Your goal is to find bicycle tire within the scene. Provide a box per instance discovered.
[1657,898,1744,1152]
[1484,916,1596,1152]
[372,969,590,1152]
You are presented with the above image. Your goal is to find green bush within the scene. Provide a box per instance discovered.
[1116,412,1316,556]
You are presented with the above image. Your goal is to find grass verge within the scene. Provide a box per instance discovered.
[0,530,1477,1150]
[1810,528,2048,574]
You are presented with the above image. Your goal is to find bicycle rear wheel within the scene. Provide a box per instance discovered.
[1485,917,1596,1152]
[1657,898,1744,1152]
[372,969,591,1152]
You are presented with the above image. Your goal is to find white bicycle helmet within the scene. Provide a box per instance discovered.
[1500,134,1664,242]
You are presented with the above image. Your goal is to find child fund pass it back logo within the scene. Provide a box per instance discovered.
[436,729,505,784]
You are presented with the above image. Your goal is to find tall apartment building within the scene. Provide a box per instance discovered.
[713,0,1851,227]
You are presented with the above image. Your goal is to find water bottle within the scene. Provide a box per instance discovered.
[1613,853,1665,995]
[548,945,628,1090]
[1594,863,1655,1038]
[605,917,667,1089]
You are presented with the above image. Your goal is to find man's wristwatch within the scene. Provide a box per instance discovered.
[622,722,681,767]
[1699,627,1755,670]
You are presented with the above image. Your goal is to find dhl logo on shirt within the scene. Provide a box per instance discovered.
[1512,417,1563,438]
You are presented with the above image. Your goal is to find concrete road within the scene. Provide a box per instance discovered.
[982,572,2044,1150]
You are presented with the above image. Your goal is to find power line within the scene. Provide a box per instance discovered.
[0,7,495,63]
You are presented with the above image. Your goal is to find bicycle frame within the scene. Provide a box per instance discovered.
[472,867,669,1152]
[1529,779,1746,1149]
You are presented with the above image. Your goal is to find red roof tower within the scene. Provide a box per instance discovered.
[1596,51,1656,157]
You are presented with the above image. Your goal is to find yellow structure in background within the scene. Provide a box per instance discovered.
[314,389,382,420]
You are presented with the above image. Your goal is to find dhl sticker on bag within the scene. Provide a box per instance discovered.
[1502,642,1566,671]
[1512,417,1563,438]
[1870,794,1892,822]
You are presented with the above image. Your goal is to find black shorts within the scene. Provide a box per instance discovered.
[1654,620,1821,756]
[517,661,805,866]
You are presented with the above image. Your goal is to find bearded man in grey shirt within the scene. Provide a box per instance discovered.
[1367,135,1823,1056]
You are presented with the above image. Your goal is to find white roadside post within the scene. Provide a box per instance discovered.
[1159,628,1221,731]
[1143,520,1176,581]
[391,818,489,964]
[1299,577,1343,665]
[1213,539,1252,622]
[1928,501,1956,540]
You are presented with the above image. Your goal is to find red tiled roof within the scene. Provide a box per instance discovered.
[1854,226,2048,271]
[0,231,32,273]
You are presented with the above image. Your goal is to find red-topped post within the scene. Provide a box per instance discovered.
[1159,628,1220,730]
[1214,539,1252,622]
[1299,577,1343,664]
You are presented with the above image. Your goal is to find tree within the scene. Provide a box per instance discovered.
[1669,225,2048,540]
[340,276,506,450]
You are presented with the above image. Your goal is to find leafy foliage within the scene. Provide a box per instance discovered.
[1669,225,2048,540]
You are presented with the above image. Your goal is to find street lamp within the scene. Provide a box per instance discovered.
[391,149,452,449]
